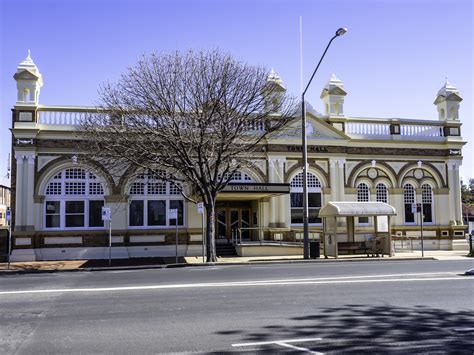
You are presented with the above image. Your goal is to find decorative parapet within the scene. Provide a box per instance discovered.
[333,116,461,140]
[13,105,463,140]
[36,106,97,125]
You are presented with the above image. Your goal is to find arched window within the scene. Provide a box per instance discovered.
[129,174,184,227]
[44,168,105,229]
[440,108,445,119]
[422,184,433,223]
[450,107,457,119]
[290,172,322,224]
[404,183,416,223]
[227,171,254,183]
[357,183,370,223]
[376,183,388,203]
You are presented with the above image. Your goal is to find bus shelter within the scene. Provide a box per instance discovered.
[319,202,397,258]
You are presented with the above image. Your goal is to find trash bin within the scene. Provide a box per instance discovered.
[309,241,320,259]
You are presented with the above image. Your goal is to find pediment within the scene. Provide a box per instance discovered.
[446,93,463,102]
[434,92,463,104]
[13,69,39,81]
[270,112,349,141]
[320,86,347,98]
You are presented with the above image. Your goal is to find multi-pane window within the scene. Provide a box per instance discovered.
[45,201,60,228]
[129,176,184,228]
[404,183,415,223]
[44,168,105,229]
[290,172,322,224]
[222,171,255,183]
[357,183,370,223]
[422,184,433,223]
[376,183,388,203]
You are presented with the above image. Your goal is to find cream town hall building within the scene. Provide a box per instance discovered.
[9,53,466,261]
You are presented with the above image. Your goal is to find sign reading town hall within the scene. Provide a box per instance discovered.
[222,183,290,193]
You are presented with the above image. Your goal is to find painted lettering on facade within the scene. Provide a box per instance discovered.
[286,145,329,152]
[222,184,290,193]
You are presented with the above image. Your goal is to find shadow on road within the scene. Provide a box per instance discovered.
[215,304,474,353]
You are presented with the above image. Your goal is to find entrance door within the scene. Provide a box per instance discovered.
[216,208,252,242]
[216,209,227,241]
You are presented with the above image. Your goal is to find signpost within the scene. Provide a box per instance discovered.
[418,203,424,258]
[197,202,205,263]
[411,203,424,257]
[6,208,11,270]
[169,209,178,264]
[102,207,112,266]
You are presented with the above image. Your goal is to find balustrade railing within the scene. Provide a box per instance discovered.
[345,120,444,138]
[36,107,448,139]
[37,109,95,125]
[400,124,442,137]
[38,108,266,132]
[345,122,390,135]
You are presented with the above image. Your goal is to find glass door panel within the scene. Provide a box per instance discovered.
[230,210,239,241]
[217,209,227,240]
[241,209,250,240]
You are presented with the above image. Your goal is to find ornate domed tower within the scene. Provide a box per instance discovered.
[434,78,462,121]
[265,68,286,113]
[320,73,346,117]
[13,50,43,107]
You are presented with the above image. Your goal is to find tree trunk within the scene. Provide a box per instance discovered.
[205,199,217,262]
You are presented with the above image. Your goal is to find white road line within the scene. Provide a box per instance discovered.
[0,276,470,296]
[453,327,474,332]
[276,341,324,354]
[232,337,323,347]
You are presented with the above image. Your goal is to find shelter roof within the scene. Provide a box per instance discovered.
[319,201,396,217]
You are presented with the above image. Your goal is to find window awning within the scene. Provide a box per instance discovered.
[319,201,397,217]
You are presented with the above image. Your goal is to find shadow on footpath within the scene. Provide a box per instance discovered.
[79,257,187,268]
[213,304,474,354]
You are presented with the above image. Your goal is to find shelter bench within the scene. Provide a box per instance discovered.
[337,241,382,257]
[337,241,384,257]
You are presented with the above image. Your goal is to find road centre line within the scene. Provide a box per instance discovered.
[276,342,324,355]
[232,337,323,347]
[0,274,469,295]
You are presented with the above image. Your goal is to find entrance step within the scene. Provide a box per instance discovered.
[216,244,238,257]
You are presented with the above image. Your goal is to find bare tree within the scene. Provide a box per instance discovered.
[79,49,296,262]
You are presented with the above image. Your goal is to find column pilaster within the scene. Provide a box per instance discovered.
[337,159,346,201]
[26,154,36,228]
[446,160,458,225]
[450,160,463,224]
[14,153,25,229]
[329,159,337,202]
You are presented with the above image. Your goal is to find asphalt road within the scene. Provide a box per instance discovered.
[1,259,473,354]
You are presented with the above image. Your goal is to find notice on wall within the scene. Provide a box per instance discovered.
[377,216,389,232]
[197,202,204,215]
[101,207,111,221]
[168,209,178,219]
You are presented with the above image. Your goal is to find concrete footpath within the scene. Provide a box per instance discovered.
[0,249,472,274]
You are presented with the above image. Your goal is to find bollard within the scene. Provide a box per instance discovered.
[470,234,473,256]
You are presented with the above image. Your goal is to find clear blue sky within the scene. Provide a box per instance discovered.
[0,0,472,185]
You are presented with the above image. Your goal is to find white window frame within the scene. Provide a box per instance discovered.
[403,183,417,225]
[356,182,371,225]
[421,183,435,224]
[128,177,185,229]
[222,171,255,183]
[43,168,106,231]
[375,182,389,203]
[290,172,323,226]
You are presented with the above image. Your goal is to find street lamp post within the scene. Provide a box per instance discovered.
[302,27,347,259]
